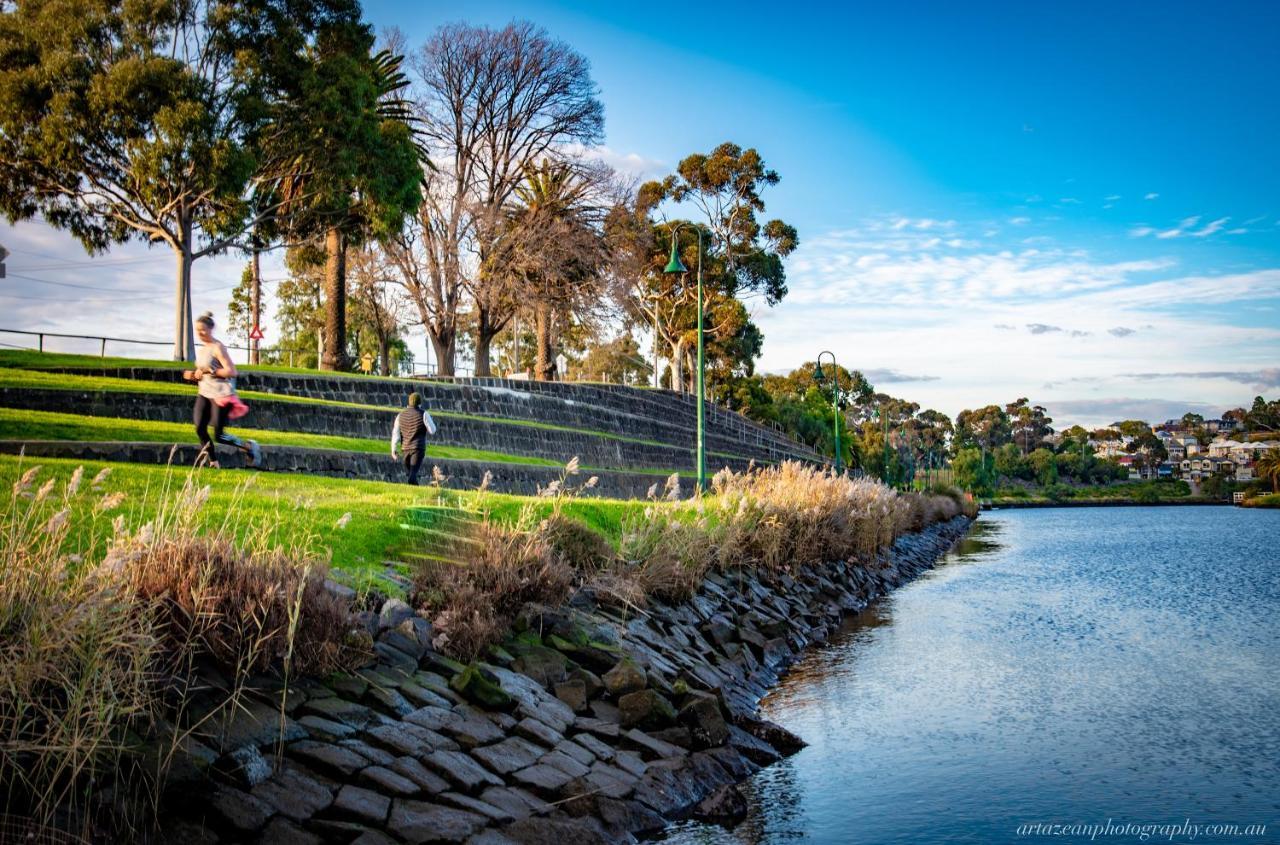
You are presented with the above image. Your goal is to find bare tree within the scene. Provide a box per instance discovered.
[394,21,604,376]
[348,244,413,375]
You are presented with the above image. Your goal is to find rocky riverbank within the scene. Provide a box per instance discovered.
[158,515,974,845]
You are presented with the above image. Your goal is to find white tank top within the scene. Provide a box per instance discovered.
[195,341,235,400]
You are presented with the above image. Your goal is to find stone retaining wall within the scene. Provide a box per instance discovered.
[0,440,693,500]
[152,515,974,844]
[30,368,823,466]
[0,388,761,476]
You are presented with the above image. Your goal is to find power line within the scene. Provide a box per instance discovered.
[4,271,160,293]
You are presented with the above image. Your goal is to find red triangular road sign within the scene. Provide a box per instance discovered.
[249,325,265,341]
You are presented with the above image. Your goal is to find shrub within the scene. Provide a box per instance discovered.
[412,514,575,660]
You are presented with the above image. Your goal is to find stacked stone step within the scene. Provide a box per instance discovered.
[0,386,754,481]
[26,366,823,468]
[157,516,973,844]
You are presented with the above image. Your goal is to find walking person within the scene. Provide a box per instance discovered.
[391,393,436,485]
[183,312,261,469]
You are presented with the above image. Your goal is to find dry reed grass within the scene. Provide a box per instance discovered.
[417,460,973,656]
[0,459,362,839]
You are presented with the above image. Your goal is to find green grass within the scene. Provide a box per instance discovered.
[0,407,565,466]
[0,454,432,588]
[1240,492,1280,508]
[0,455,677,589]
[991,479,1195,504]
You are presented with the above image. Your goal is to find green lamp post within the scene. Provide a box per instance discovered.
[664,223,707,492]
[813,351,844,473]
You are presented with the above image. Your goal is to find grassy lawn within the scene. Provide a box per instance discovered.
[0,455,674,589]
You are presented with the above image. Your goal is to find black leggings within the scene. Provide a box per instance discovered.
[193,395,245,459]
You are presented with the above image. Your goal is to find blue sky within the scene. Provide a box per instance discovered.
[3,1,1278,427]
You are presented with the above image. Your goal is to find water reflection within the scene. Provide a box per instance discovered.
[660,507,1280,845]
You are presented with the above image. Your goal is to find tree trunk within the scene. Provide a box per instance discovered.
[321,226,347,371]
[250,242,262,365]
[670,338,686,393]
[533,301,554,381]
[428,328,456,377]
[378,335,391,376]
[171,235,195,361]
[474,306,503,378]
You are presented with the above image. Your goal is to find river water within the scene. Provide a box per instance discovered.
[661,507,1280,845]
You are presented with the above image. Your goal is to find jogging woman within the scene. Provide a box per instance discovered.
[183,312,261,468]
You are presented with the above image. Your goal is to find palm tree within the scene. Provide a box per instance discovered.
[1255,447,1280,493]
[261,33,426,370]
[492,160,608,380]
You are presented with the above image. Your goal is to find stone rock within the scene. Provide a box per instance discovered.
[339,737,396,767]
[618,689,677,730]
[567,667,604,699]
[328,785,388,827]
[512,762,575,794]
[300,695,376,729]
[329,672,370,699]
[207,786,272,833]
[404,704,504,748]
[259,816,324,845]
[437,791,514,823]
[740,716,807,755]
[540,749,591,780]
[251,763,334,821]
[213,744,272,788]
[298,714,356,742]
[622,728,687,760]
[511,645,570,688]
[596,796,666,838]
[648,726,693,749]
[513,716,563,748]
[350,831,399,845]
[451,663,516,710]
[693,784,748,823]
[423,748,504,793]
[471,736,546,775]
[287,740,369,777]
[601,659,646,697]
[209,698,308,752]
[479,785,547,821]
[553,679,588,713]
[678,693,729,749]
[391,756,451,794]
[378,598,415,631]
[388,799,489,844]
[399,680,454,710]
[492,815,610,845]
[358,764,420,796]
[364,683,414,718]
[587,700,620,724]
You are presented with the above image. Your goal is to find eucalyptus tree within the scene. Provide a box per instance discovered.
[631,143,798,391]
[0,0,358,359]
[261,32,423,370]
[391,21,604,376]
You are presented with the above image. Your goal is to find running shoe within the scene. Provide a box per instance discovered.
[247,440,262,468]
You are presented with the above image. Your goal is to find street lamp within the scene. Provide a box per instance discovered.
[813,351,844,473]
[664,223,707,492]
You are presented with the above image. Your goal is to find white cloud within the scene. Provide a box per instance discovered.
[1132,215,1233,240]
[1144,192,1160,200]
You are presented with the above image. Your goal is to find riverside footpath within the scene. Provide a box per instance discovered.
[161,516,973,845]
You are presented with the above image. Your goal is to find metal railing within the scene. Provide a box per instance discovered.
[0,327,302,367]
